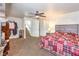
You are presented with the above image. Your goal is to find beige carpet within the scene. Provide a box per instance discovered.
[8,37,55,56]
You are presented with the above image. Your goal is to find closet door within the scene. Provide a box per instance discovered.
[40,20,47,36]
[31,19,39,37]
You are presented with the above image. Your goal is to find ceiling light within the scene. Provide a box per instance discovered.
[35,15,39,18]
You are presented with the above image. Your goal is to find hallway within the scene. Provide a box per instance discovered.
[8,37,55,56]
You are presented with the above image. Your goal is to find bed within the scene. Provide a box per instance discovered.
[40,24,79,56]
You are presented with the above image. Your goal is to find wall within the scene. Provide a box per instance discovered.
[52,11,79,32]
[56,11,79,24]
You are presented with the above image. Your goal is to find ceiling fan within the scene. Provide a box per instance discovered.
[25,11,46,18]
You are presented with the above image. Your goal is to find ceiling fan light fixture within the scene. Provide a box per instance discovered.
[35,15,39,18]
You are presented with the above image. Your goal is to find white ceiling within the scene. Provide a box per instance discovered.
[6,3,79,18]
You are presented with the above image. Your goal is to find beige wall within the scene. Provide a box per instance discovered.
[50,11,79,33]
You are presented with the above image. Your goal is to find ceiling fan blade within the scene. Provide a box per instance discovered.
[40,15,46,17]
[25,15,34,18]
[36,11,44,15]
[39,13,44,14]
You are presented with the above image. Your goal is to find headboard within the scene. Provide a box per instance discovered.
[55,24,79,35]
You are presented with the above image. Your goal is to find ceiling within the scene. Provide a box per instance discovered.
[5,3,79,18]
